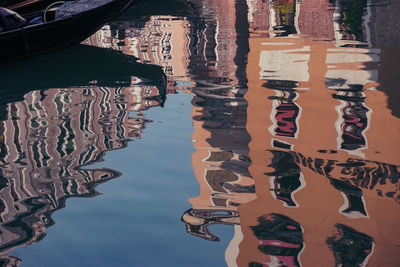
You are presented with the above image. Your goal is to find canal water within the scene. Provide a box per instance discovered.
[0,0,399,266]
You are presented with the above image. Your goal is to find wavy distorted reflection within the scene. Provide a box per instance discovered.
[0,45,166,264]
[0,0,399,266]
[177,0,400,266]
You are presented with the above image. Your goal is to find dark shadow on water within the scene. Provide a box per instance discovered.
[0,44,167,120]
[118,0,199,19]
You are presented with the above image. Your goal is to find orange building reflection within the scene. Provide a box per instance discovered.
[241,38,399,266]
[183,0,400,266]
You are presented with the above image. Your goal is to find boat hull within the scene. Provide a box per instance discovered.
[0,0,134,61]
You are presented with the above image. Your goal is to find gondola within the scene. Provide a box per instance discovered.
[3,0,67,14]
[0,0,135,61]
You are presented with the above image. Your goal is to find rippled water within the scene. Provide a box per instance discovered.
[0,0,399,266]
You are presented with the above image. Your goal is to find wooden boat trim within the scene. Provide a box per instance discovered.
[7,0,43,10]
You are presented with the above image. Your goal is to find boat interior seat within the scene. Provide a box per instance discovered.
[27,14,43,25]
[0,7,26,32]
[43,1,65,22]
[0,0,68,31]
[0,6,46,30]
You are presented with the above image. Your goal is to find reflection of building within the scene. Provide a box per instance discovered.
[188,93,254,214]
[187,0,249,87]
[239,2,400,266]
[368,0,400,47]
[246,0,270,32]
[84,16,193,92]
[325,47,379,156]
[0,82,163,260]
[332,0,369,44]
[181,1,255,258]
[181,1,400,267]
[270,0,298,37]
[298,0,334,39]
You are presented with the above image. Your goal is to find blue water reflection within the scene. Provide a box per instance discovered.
[11,93,233,267]
[0,0,399,266]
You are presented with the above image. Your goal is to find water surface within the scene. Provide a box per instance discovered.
[0,0,399,266]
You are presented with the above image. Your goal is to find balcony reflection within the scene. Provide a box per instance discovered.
[0,0,398,265]
[180,0,400,266]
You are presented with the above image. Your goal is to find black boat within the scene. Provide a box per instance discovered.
[3,0,66,14]
[0,0,135,61]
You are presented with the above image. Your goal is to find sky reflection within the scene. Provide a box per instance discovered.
[0,0,399,266]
